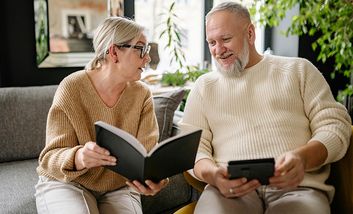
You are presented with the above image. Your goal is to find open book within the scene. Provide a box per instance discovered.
[95,121,202,183]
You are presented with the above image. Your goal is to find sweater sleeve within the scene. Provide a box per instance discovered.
[180,79,214,163]
[299,59,352,164]
[38,104,88,182]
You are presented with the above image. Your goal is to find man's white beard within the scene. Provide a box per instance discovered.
[215,39,249,78]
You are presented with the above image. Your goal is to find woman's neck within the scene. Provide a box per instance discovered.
[86,68,127,107]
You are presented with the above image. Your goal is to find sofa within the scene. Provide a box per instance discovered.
[0,85,195,214]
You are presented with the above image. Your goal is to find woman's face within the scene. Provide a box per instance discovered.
[117,34,151,82]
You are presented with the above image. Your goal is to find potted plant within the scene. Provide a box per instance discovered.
[159,1,210,87]
[250,0,353,102]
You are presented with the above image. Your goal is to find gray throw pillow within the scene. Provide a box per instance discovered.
[153,89,185,142]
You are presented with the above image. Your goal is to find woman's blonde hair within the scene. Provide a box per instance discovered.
[85,16,144,70]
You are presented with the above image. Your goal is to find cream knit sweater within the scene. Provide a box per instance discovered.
[37,70,159,192]
[180,54,351,201]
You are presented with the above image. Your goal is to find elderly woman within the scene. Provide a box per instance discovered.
[35,17,168,214]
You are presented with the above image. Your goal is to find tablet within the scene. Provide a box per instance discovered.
[227,158,275,185]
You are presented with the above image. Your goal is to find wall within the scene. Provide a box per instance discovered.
[271,4,299,57]
[2,0,79,87]
[1,0,133,87]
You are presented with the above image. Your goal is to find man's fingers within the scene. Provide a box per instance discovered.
[226,179,260,198]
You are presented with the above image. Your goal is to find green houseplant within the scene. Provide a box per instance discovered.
[159,1,209,87]
[248,0,353,101]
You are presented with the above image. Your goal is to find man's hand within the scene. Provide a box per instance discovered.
[213,167,260,198]
[194,159,260,198]
[269,152,305,189]
[74,141,117,170]
[126,178,169,196]
[270,141,328,189]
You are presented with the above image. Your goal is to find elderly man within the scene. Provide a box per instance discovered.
[180,1,351,214]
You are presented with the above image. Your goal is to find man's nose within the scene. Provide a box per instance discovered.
[214,43,226,56]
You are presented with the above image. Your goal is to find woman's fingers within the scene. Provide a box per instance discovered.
[76,141,117,169]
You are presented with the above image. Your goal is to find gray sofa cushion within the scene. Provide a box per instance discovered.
[153,89,185,142]
[0,85,57,162]
[0,159,39,214]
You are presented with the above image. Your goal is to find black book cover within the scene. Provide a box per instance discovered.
[95,121,202,183]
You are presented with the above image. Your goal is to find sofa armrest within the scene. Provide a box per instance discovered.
[171,110,183,136]
[183,171,206,193]
[329,126,353,214]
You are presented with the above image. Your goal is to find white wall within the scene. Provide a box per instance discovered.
[272,4,299,57]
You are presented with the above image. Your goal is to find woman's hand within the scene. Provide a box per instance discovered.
[126,178,170,196]
[74,141,117,170]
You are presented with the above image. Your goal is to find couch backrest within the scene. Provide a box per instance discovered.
[0,85,184,164]
[0,85,58,162]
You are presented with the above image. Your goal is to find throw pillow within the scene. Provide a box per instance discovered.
[153,89,185,142]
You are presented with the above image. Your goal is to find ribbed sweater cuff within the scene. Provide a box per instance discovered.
[309,132,343,164]
[61,145,87,182]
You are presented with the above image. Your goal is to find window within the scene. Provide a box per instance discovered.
[135,1,204,73]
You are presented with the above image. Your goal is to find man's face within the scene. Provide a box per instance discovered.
[206,11,250,77]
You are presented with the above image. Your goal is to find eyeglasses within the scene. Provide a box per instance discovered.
[116,44,151,58]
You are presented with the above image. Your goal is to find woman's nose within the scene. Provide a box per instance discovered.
[144,54,151,65]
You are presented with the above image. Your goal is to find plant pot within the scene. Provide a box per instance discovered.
[149,42,160,70]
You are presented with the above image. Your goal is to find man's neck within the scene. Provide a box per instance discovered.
[245,49,263,69]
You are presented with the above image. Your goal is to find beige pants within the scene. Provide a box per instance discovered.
[35,176,142,214]
[195,185,330,214]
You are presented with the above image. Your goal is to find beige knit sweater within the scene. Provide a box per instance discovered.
[37,70,159,192]
[180,54,352,201]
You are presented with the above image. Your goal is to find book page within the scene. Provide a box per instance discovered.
[95,121,147,156]
[147,128,200,156]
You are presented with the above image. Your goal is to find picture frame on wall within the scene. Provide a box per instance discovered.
[33,0,49,65]
[61,10,91,40]
[33,0,131,68]
[108,0,124,17]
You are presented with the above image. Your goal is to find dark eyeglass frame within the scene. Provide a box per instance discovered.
[116,44,151,58]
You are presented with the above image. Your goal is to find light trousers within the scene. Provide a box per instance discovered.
[35,176,142,214]
[195,185,330,214]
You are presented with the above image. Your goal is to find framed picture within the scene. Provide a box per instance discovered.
[33,0,127,68]
[48,0,107,53]
[33,0,49,65]
[108,0,124,17]
[61,9,91,39]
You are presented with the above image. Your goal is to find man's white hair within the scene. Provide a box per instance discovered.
[206,1,251,23]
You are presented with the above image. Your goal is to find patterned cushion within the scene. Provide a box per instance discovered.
[153,89,185,142]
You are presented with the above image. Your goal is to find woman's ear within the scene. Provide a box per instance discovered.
[107,45,119,63]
